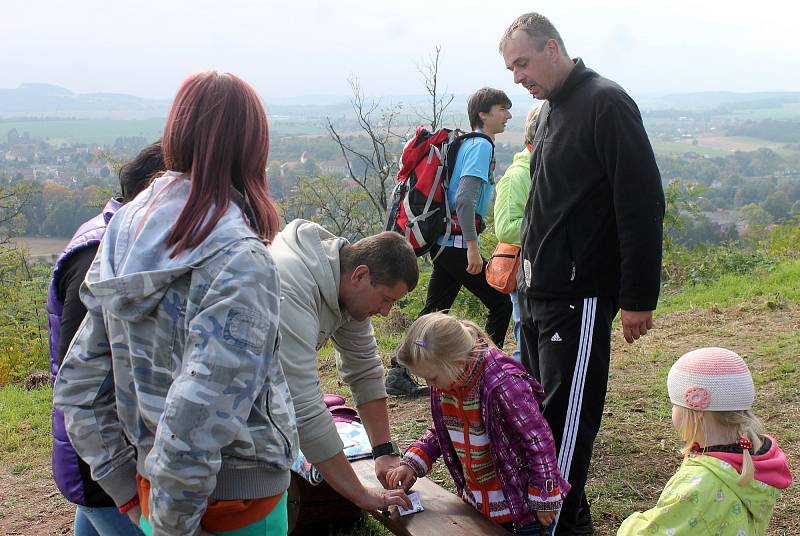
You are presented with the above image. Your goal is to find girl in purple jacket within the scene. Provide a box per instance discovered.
[386,313,569,535]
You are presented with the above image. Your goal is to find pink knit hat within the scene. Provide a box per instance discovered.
[667,347,755,411]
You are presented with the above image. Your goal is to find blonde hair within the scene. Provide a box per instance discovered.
[524,104,542,146]
[673,406,765,485]
[396,313,491,378]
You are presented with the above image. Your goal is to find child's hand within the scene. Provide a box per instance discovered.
[386,464,417,492]
[536,510,556,527]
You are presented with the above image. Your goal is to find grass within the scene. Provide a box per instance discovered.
[658,258,800,314]
[0,385,53,467]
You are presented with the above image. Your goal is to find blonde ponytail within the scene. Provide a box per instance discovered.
[674,406,765,486]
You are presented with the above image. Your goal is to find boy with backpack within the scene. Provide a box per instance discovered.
[385,87,514,396]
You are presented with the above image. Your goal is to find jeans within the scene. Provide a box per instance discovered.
[74,505,144,536]
[510,291,522,361]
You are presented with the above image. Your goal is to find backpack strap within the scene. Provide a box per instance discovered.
[441,130,494,241]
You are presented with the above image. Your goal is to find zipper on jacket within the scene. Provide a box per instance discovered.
[530,104,551,196]
[265,390,292,458]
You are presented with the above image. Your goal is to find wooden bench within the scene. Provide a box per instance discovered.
[350,459,508,536]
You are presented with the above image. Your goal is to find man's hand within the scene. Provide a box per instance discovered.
[466,242,483,275]
[536,510,557,527]
[354,486,412,511]
[374,454,401,488]
[620,309,654,344]
[386,464,417,493]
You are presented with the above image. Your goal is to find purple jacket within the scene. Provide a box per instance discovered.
[47,198,121,506]
[402,347,570,527]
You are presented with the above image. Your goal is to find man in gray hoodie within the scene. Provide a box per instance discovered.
[271,219,419,511]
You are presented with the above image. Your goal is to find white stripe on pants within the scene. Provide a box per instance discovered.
[553,296,597,533]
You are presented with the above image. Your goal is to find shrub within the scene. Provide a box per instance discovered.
[0,247,50,384]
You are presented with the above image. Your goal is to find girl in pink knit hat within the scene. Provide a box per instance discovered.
[618,347,792,536]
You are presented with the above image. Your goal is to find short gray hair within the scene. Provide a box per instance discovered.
[499,12,567,56]
[524,104,542,146]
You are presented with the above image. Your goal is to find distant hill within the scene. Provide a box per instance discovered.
[3,83,799,121]
[0,83,170,119]
[636,91,800,111]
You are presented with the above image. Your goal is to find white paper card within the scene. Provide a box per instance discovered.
[397,492,424,516]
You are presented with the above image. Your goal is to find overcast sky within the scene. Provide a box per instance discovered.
[2,0,798,102]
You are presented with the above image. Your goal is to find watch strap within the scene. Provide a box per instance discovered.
[372,440,400,459]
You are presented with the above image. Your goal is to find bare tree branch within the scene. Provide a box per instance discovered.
[324,76,403,222]
[415,46,455,131]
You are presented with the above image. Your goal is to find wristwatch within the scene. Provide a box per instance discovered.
[371,440,401,459]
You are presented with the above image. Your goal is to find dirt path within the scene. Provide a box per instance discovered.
[0,467,72,535]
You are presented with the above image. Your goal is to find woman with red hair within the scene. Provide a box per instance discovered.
[54,71,297,535]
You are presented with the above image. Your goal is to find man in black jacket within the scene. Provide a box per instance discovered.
[499,13,665,535]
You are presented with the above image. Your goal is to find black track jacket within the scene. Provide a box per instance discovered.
[522,59,664,311]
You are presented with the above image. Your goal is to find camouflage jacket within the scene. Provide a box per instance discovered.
[53,173,298,536]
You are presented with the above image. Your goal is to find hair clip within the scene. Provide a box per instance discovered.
[738,437,753,451]
[413,339,427,348]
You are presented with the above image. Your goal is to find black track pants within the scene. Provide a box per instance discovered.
[519,295,618,535]
[420,245,512,347]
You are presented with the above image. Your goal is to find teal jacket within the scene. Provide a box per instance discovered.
[493,148,531,245]
[53,172,298,536]
[618,438,791,536]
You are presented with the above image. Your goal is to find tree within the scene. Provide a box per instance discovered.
[325,77,403,230]
[0,184,37,242]
[281,175,375,240]
[415,45,455,131]
[740,203,771,229]
[662,179,705,253]
[306,47,452,237]
[763,191,792,221]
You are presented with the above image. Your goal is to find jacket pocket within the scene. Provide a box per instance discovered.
[533,225,575,291]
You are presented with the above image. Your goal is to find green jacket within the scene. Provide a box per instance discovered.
[618,454,782,536]
[493,148,531,245]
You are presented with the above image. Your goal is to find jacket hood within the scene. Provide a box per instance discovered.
[271,219,348,315]
[692,439,792,518]
[700,435,792,490]
[510,148,531,169]
[83,172,260,321]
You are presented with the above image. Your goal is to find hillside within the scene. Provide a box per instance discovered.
[1,257,798,535]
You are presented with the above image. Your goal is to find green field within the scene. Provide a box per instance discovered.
[0,118,165,145]
[650,139,731,157]
[651,135,800,159]
[0,118,329,145]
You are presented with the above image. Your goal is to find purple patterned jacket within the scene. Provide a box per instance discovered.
[402,347,570,527]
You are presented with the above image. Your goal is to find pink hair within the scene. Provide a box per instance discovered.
[163,71,280,256]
